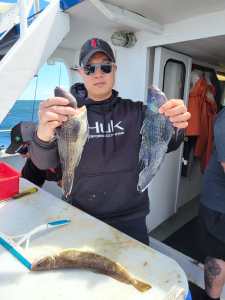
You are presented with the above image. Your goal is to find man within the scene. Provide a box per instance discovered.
[30,38,190,245]
[199,108,225,300]
[6,122,62,187]
[6,121,35,155]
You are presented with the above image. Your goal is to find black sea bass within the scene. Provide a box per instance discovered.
[138,86,174,192]
[54,87,89,198]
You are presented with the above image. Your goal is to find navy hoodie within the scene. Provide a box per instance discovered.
[31,83,184,222]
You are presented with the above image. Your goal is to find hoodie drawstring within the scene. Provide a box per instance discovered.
[111,108,117,153]
[103,109,107,156]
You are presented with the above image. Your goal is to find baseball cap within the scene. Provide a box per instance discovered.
[6,121,36,154]
[79,38,115,67]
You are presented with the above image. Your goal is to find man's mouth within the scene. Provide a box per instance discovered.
[94,82,106,87]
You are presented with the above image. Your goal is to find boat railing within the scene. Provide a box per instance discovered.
[0,3,19,41]
[18,0,41,38]
[0,0,41,41]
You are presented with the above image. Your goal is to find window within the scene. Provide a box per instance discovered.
[163,59,186,99]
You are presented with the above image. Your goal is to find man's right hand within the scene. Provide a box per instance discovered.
[37,97,78,142]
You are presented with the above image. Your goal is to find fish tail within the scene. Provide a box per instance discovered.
[132,279,151,292]
[63,174,74,197]
[137,166,154,193]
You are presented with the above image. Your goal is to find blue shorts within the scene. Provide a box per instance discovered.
[199,204,225,261]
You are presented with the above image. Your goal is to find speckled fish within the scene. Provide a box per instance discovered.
[31,248,151,292]
[54,87,88,198]
[137,86,174,192]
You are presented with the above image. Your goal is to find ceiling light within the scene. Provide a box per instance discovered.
[111,31,137,48]
[217,73,225,81]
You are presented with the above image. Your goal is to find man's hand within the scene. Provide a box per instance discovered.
[159,99,191,129]
[37,97,78,142]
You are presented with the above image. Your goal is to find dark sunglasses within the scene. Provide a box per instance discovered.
[84,63,114,75]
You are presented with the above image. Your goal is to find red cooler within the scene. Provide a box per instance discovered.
[0,162,20,200]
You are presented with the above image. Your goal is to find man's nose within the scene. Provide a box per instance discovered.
[94,66,104,77]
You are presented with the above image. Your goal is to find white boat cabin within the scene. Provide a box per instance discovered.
[1,1,225,297]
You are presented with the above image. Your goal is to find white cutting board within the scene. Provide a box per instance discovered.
[0,179,188,300]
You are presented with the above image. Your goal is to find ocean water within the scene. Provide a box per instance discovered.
[0,100,41,148]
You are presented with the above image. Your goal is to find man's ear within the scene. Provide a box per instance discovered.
[78,68,85,81]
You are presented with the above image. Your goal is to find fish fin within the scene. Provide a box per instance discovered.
[132,279,151,292]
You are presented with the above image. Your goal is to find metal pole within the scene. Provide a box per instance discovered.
[18,0,28,38]
[34,0,40,15]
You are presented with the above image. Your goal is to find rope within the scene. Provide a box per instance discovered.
[58,63,62,87]
[31,74,39,121]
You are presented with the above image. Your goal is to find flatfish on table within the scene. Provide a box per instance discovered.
[54,87,89,199]
[137,86,174,193]
[31,248,151,292]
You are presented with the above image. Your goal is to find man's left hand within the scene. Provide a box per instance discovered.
[159,99,191,129]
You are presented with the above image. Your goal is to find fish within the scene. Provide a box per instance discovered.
[137,86,174,193]
[54,87,89,198]
[31,248,151,292]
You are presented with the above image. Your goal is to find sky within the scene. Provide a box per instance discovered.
[1,0,49,5]
[19,62,70,100]
[1,0,20,3]
[0,0,50,12]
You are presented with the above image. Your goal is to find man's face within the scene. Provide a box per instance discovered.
[79,52,116,101]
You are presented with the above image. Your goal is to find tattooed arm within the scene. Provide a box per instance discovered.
[204,257,225,299]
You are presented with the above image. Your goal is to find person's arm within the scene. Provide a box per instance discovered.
[29,130,59,170]
[167,129,185,153]
[159,99,188,152]
[21,158,46,186]
[29,95,78,169]
[159,99,190,129]
[141,101,187,153]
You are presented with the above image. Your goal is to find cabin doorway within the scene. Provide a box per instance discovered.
[147,36,225,231]
[146,47,192,231]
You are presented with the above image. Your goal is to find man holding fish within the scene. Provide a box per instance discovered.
[30,38,190,245]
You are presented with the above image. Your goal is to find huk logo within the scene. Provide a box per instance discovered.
[89,120,125,139]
